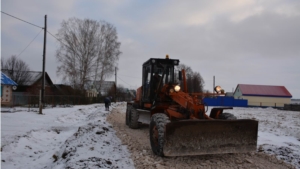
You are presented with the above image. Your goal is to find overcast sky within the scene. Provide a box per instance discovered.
[1,0,300,98]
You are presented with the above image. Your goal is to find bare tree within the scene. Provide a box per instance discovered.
[56,18,121,91]
[191,72,204,93]
[107,84,134,102]
[178,64,204,93]
[1,55,31,85]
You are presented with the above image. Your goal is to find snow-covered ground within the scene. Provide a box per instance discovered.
[1,103,300,168]
[1,103,134,169]
[224,107,300,168]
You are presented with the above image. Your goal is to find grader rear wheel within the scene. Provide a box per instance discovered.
[125,106,130,126]
[149,113,170,157]
[128,106,139,129]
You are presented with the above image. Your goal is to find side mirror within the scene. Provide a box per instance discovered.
[178,71,182,81]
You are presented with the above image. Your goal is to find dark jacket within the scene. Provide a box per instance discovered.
[104,97,111,105]
[104,97,110,103]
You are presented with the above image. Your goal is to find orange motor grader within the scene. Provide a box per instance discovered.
[126,56,258,157]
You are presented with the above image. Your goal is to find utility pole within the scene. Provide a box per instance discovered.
[39,15,47,114]
[213,76,215,94]
[115,67,117,102]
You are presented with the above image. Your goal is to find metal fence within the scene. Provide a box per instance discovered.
[201,96,292,108]
[203,96,248,107]
[10,93,134,108]
[11,94,107,108]
[247,101,286,108]
[284,104,300,111]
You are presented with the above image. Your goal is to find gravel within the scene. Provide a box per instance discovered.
[107,104,296,169]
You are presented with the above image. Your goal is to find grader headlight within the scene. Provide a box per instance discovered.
[214,85,222,93]
[174,85,181,92]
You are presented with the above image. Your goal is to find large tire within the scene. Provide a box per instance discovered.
[128,106,139,129]
[149,113,170,157]
[219,112,237,120]
[125,105,130,126]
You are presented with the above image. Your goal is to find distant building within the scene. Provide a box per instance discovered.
[1,70,59,106]
[233,84,292,107]
[291,99,300,104]
[86,88,98,98]
[1,70,54,95]
[85,80,115,97]
[1,72,18,106]
[52,84,75,96]
[225,92,234,97]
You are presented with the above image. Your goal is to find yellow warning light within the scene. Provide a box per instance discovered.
[166,54,169,59]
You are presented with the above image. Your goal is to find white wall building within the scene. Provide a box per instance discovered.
[233,84,292,107]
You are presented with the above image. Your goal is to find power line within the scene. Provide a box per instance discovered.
[47,30,61,42]
[118,74,142,79]
[0,11,66,58]
[47,30,72,49]
[47,30,82,57]
[17,29,43,58]
[117,76,135,87]
[1,11,43,29]
[1,11,44,58]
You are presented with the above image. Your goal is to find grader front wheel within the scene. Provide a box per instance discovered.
[149,113,170,157]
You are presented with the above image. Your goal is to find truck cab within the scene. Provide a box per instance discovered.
[141,56,180,104]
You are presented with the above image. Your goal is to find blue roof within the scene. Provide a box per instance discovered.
[1,72,18,86]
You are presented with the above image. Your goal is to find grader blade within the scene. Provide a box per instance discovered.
[163,119,258,156]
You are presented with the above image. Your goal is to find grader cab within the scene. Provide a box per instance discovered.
[126,55,258,157]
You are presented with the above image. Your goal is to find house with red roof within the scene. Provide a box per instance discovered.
[233,84,292,107]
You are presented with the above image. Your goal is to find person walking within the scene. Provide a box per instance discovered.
[104,96,111,111]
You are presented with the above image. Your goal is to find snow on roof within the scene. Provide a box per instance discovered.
[1,72,17,85]
[53,84,75,95]
[238,84,292,97]
[22,71,43,86]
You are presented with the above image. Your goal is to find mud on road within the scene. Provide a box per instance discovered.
[107,104,295,169]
